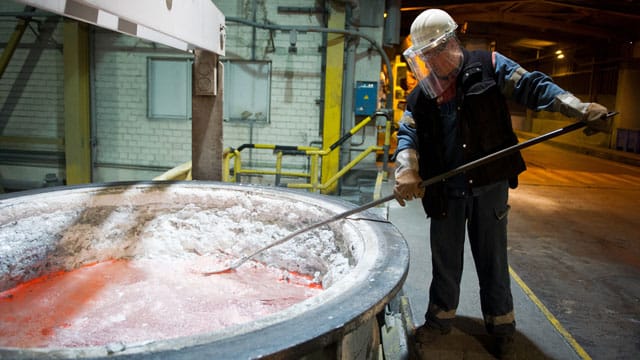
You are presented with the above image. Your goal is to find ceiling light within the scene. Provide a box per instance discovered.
[510,38,557,49]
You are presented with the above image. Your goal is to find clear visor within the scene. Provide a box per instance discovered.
[403,33,463,99]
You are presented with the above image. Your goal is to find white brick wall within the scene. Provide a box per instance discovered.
[216,0,386,175]
[0,2,66,189]
[220,0,326,171]
[93,31,192,177]
[0,3,64,139]
[1,0,385,188]
[94,0,333,180]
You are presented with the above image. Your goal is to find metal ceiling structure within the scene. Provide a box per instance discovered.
[11,0,225,54]
[398,0,640,62]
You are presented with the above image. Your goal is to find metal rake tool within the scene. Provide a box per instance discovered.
[201,192,394,275]
[202,113,617,275]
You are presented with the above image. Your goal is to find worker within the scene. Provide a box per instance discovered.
[393,8,610,359]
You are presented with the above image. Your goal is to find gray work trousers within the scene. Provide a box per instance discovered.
[425,180,516,336]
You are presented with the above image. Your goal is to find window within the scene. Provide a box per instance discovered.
[148,57,192,119]
[223,60,271,123]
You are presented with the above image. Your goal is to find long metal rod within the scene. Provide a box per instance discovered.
[204,115,616,275]
[417,120,589,188]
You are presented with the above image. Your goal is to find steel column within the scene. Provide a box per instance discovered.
[320,3,346,194]
[63,20,91,184]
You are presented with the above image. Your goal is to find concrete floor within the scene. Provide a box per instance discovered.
[381,137,640,359]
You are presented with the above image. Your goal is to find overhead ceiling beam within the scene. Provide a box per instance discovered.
[543,0,640,20]
[400,0,636,41]
[453,11,618,39]
[13,0,225,54]
[401,0,520,11]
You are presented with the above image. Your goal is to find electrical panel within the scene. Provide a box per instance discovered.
[354,81,378,116]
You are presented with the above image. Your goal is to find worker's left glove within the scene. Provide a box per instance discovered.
[553,93,611,136]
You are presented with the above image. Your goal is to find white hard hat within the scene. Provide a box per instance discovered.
[403,9,462,99]
[410,9,457,50]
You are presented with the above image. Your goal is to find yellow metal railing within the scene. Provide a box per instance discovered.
[223,111,393,195]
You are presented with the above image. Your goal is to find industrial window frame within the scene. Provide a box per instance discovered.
[223,60,271,124]
[147,57,193,120]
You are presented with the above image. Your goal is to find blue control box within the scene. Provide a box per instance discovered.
[354,81,378,116]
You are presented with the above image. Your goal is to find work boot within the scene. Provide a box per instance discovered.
[414,322,451,344]
[494,335,516,359]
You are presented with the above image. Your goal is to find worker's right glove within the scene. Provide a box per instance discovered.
[553,93,611,136]
[393,149,424,207]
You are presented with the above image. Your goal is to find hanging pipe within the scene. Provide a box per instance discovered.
[225,16,394,111]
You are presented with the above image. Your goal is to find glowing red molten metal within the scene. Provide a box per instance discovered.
[0,258,321,348]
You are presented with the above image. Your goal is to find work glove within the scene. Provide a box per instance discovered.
[581,102,610,136]
[393,149,424,206]
[553,93,611,136]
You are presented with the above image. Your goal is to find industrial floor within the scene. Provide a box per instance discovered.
[386,196,582,360]
[372,133,640,360]
[388,188,581,360]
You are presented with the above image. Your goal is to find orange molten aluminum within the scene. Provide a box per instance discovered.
[0,258,321,348]
[0,182,408,359]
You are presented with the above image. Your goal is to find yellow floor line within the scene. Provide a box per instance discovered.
[509,266,592,360]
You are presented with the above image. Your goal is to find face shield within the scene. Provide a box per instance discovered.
[403,32,463,99]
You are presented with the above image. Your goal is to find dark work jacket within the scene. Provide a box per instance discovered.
[406,49,526,218]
